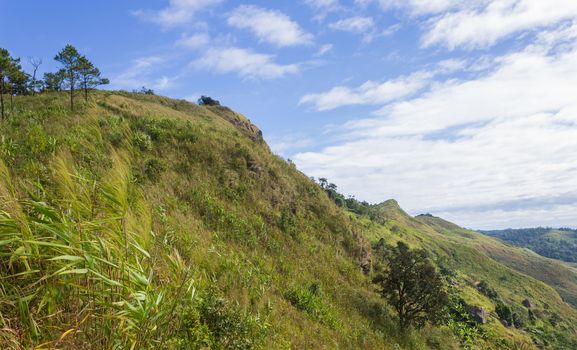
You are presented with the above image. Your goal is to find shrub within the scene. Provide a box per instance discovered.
[144,158,165,181]
[477,280,499,300]
[133,131,152,151]
[284,282,337,327]
[194,291,268,349]
[198,95,220,106]
[495,302,524,328]
[279,207,298,239]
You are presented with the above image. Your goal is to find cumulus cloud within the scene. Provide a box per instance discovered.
[111,56,175,91]
[422,0,577,49]
[329,16,375,33]
[305,0,340,10]
[294,24,577,228]
[192,47,299,79]
[227,5,313,47]
[175,32,210,49]
[299,71,432,111]
[134,0,222,27]
[377,0,473,15]
[377,0,577,49]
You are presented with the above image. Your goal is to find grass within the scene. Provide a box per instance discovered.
[0,91,576,349]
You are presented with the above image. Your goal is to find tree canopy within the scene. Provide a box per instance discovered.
[373,241,448,330]
[77,55,109,102]
[0,48,26,120]
[198,95,220,106]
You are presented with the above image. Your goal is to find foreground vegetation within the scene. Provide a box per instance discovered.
[0,91,576,349]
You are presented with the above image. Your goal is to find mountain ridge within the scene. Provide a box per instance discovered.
[0,91,576,349]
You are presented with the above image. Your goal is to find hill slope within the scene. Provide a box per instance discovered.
[0,91,576,349]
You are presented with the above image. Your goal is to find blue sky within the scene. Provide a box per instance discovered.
[3,0,577,229]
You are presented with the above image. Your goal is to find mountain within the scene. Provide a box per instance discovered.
[1,91,576,349]
[480,227,577,264]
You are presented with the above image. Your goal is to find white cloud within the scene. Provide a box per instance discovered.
[305,0,339,10]
[268,134,315,155]
[378,0,577,50]
[377,0,472,15]
[329,16,375,33]
[305,0,341,20]
[423,1,577,49]
[134,0,223,27]
[175,32,210,49]
[111,56,175,91]
[193,47,299,79]
[299,71,431,111]
[382,23,402,37]
[294,24,577,228]
[227,5,313,47]
[315,44,334,57]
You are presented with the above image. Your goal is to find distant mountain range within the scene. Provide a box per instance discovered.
[479,227,577,263]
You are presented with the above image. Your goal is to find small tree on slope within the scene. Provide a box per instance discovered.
[373,241,448,330]
[77,55,108,102]
[55,44,81,111]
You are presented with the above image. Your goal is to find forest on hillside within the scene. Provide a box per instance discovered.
[481,228,577,263]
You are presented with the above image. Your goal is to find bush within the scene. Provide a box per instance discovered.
[198,292,268,349]
[198,95,221,106]
[495,301,524,328]
[133,131,152,151]
[144,158,165,181]
[477,280,499,300]
[284,282,337,327]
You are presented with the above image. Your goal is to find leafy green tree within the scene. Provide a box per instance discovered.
[7,66,29,110]
[134,86,154,95]
[54,44,82,110]
[43,69,66,92]
[373,241,448,330]
[77,55,108,102]
[198,95,220,106]
[0,48,23,120]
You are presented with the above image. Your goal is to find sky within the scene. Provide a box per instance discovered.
[2,0,577,229]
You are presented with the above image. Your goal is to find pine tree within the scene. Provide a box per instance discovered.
[43,69,66,92]
[54,44,82,110]
[0,48,24,120]
[77,55,108,102]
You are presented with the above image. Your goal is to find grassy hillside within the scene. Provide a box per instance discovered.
[361,203,577,349]
[480,228,577,263]
[0,91,576,349]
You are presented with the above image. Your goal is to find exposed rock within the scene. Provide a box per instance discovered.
[522,298,534,309]
[469,306,488,324]
[247,156,263,174]
[210,105,265,143]
[360,246,371,275]
[533,337,545,349]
